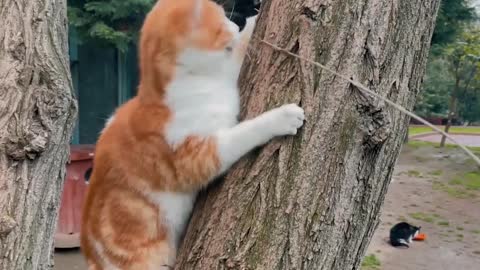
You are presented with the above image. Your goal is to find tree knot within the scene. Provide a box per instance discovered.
[0,215,17,236]
[34,85,72,130]
[4,122,49,160]
[355,99,391,147]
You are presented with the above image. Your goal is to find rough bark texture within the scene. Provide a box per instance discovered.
[176,0,441,269]
[0,0,76,269]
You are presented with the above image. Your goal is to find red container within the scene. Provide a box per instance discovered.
[54,144,94,248]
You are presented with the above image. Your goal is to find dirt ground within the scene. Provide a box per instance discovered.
[54,248,86,270]
[53,144,480,270]
[364,144,480,270]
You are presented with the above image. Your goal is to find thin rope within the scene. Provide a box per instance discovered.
[258,38,480,168]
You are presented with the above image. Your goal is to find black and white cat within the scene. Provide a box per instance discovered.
[389,222,421,248]
[223,0,261,30]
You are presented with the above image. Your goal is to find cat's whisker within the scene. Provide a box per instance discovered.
[229,1,235,20]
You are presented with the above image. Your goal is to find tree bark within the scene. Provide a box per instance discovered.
[176,0,440,269]
[0,0,76,269]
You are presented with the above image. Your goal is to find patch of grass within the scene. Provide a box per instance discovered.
[407,170,422,177]
[408,212,436,223]
[429,170,443,176]
[449,171,480,191]
[415,156,428,162]
[409,126,435,135]
[435,172,480,199]
[438,221,450,226]
[457,234,464,238]
[409,125,480,135]
[407,140,436,149]
[463,172,480,190]
[398,216,408,222]
[457,226,464,231]
[361,254,381,270]
[473,250,480,255]
[432,181,476,199]
[471,229,480,234]
[406,140,480,153]
[449,179,463,185]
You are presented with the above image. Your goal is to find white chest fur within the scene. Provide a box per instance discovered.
[147,191,197,247]
[165,70,240,146]
[155,63,240,245]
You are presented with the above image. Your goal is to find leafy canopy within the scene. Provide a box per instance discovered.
[417,28,480,122]
[68,0,258,51]
[431,0,476,46]
[69,0,156,51]
[416,0,479,122]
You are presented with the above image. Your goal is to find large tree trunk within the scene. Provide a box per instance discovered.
[0,0,76,269]
[176,0,440,269]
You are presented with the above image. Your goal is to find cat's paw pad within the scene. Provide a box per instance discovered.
[268,104,305,136]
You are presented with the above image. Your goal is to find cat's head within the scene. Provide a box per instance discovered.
[412,225,421,237]
[139,0,243,94]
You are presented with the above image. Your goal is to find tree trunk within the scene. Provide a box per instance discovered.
[176,0,440,269]
[440,77,459,147]
[0,0,76,269]
[440,97,456,147]
[404,128,409,143]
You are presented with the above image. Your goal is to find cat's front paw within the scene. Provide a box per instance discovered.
[265,104,305,136]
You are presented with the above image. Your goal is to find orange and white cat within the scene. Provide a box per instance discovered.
[80,0,304,269]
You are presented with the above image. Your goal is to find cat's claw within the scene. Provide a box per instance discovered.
[265,103,305,136]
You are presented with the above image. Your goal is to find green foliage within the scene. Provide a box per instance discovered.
[67,0,248,51]
[415,57,452,117]
[431,0,476,46]
[444,29,480,122]
[68,0,156,51]
[418,27,480,122]
[417,0,479,121]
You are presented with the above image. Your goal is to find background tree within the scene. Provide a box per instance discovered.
[68,0,259,51]
[175,0,441,269]
[0,0,77,269]
[415,0,479,132]
[68,0,156,51]
[431,0,476,46]
[414,58,452,118]
[440,29,480,146]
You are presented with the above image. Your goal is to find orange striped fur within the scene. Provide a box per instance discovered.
[80,1,304,269]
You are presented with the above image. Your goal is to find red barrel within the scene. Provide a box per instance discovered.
[54,144,94,248]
